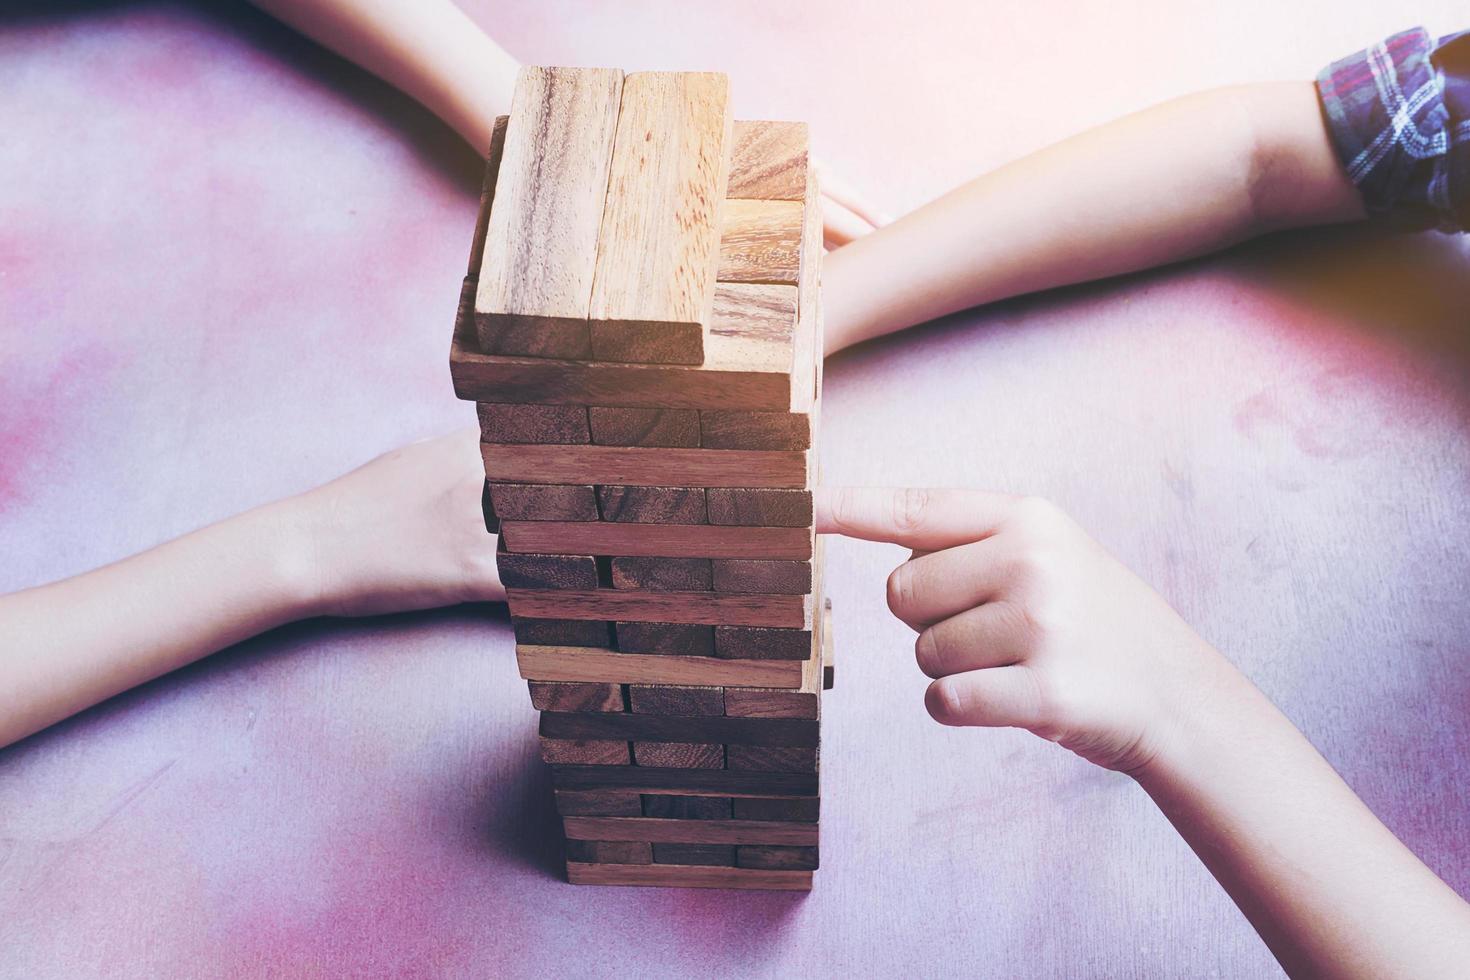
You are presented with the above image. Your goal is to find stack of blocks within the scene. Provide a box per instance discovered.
[448,66,834,891]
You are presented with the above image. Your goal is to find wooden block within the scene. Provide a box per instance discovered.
[629,684,724,716]
[726,745,818,773]
[710,559,811,594]
[540,712,817,748]
[517,645,804,689]
[589,407,699,447]
[724,687,817,719]
[496,545,599,590]
[700,409,810,450]
[588,72,732,365]
[731,797,819,823]
[477,402,589,445]
[633,742,724,769]
[706,488,812,527]
[727,120,808,201]
[654,843,735,866]
[642,795,732,820]
[501,521,811,560]
[615,622,715,656]
[566,861,811,891]
[488,483,598,521]
[555,789,643,817]
[562,816,817,847]
[482,443,808,490]
[474,67,623,359]
[597,486,707,524]
[512,617,611,648]
[716,626,811,660]
[528,681,624,713]
[480,480,500,534]
[464,115,510,275]
[541,738,630,766]
[717,200,803,284]
[505,589,809,629]
[552,764,817,798]
[564,839,651,865]
[823,596,835,690]
[610,557,712,591]
[792,166,822,407]
[737,845,818,871]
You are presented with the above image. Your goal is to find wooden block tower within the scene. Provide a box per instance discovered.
[449,66,832,891]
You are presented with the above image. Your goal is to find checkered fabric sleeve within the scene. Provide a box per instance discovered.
[1316,27,1470,232]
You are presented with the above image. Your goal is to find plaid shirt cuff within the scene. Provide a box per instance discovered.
[1316,27,1470,233]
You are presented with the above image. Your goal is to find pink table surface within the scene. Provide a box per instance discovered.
[3,2,1469,976]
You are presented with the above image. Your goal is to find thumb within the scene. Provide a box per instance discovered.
[814,485,1018,551]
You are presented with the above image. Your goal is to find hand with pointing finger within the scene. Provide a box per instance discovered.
[815,486,1247,775]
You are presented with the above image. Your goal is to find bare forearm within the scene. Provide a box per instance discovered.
[250,0,519,153]
[1138,673,1470,978]
[824,82,1364,352]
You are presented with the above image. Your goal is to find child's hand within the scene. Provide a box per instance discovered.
[816,487,1244,774]
[294,428,504,617]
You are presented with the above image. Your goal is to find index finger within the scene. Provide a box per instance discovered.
[814,486,1020,551]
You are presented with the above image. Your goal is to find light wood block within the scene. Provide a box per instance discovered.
[516,644,805,689]
[588,407,699,447]
[717,199,803,284]
[482,443,808,490]
[588,72,733,365]
[475,67,624,358]
[500,521,812,560]
[464,115,510,275]
[504,588,810,628]
[727,120,807,201]
[562,816,817,847]
[566,861,811,891]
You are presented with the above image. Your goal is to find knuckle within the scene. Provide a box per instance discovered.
[891,487,932,534]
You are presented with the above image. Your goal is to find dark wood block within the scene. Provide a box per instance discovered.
[480,480,500,533]
[633,742,724,769]
[598,486,707,524]
[489,483,598,522]
[496,543,599,590]
[551,765,817,798]
[555,789,643,816]
[501,521,812,560]
[726,745,818,773]
[513,617,612,648]
[715,626,811,660]
[540,711,818,748]
[506,589,808,629]
[654,843,735,866]
[588,407,700,447]
[724,687,818,719]
[700,409,811,450]
[710,559,811,594]
[540,738,631,766]
[477,402,589,445]
[528,681,624,713]
[611,557,712,592]
[564,839,651,865]
[566,862,811,890]
[737,845,818,871]
[562,816,818,847]
[629,684,724,716]
[731,797,819,822]
[706,488,812,528]
[615,622,714,657]
[642,795,733,820]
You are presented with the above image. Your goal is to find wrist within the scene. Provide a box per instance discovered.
[248,494,330,623]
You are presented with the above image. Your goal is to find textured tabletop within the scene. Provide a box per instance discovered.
[2,2,1468,976]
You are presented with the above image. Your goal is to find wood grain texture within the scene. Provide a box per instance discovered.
[565,861,811,891]
[555,789,644,817]
[551,765,817,798]
[482,442,808,489]
[464,114,509,275]
[480,480,500,534]
[717,199,803,284]
[564,839,651,865]
[700,409,811,450]
[628,684,724,716]
[653,843,735,866]
[516,644,804,689]
[540,738,631,766]
[727,120,808,201]
[528,681,624,713]
[588,72,732,365]
[731,797,819,823]
[632,742,724,769]
[500,521,812,560]
[614,622,715,657]
[641,795,733,820]
[726,745,818,773]
[540,711,818,748]
[715,626,812,660]
[477,402,589,445]
[710,559,811,594]
[504,588,809,628]
[791,166,822,411]
[597,486,707,524]
[610,557,713,591]
[496,547,599,590]
[706,488,812,527]
[724,687,818,719]
[737,844,818,871]
[562,816,818,846]
[487,482,598,521]
[474,67,623,358]
[588,407,699,447]
[512,618,612,648]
